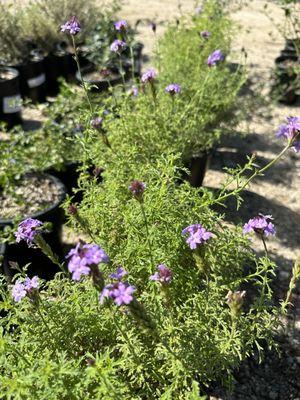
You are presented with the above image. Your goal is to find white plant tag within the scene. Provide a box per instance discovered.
[3,95,22,114]
[27,73,46,88]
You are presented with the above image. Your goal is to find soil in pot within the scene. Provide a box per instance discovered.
[0,173,66,280]
[0,67,22,130]
[13,51,47,103]
[77,65,123,91]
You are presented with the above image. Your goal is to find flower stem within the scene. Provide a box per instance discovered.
[140,202,154,267]
[71,35,93,114]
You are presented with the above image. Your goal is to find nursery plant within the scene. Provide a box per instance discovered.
[0,1,300,399]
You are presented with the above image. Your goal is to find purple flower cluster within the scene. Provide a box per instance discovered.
[131,86,139,97]
[201,31,211,39]
[129,180,146,199]
[66,242,109,281]
[110,39,127,53]
[61,16,81,35]
[207,49,224,67]
[276,117,300,153]
[141,68,157,83]
[12,276,39,302]
[150,264,172,284]
[114,19,128,32]
[15,218,43,245]
[101,267,135,306]
[182,223,213,250]
[243,214,276,237]
[165,83,181,95]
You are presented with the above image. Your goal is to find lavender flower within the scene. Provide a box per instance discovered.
[243,214,276,237]
[91,117,103,131]
[129,180,146,200]
[165,83,181,95]
[110,267,128,280]
[114,19,128,32]
[207,49,224,67]
[100,281,135,306]
[150,264,172,284]
[12,276,39,302]
[131,86,139,97]
[15,218,43,245]
[182,223,213,250]
[195,6,202,15]
[110,39,127,53]
[61,16,81,35]
[66,242,109,281]
[201,30,211,39]
[276,117,300,153]
[141,68,157,83]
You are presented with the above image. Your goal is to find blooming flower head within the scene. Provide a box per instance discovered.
[61,16,81,35]
[207,49,224,67]
[15,218,43,245]
[114,19,128,32]
[276,117,300,153]
[129,180,146,200]
[110,267,128,280]
[243,214,276,237]
[150,264,172,284]
[131,86,139,97]
[165,83,181,95]
[110,39,127,53]
[182,223,213,250]
[100,281,135,306]
[12,276,39,302]
[201,30,211,39]
[91,117,103,131]
[141,68,157,83]
[66,242,109,281]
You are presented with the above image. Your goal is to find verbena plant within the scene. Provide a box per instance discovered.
[0,1,299,399]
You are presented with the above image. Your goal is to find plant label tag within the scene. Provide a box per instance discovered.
[27,73,46,88]
[3,95,22,114]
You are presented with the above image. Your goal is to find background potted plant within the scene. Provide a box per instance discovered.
[0,66,22,129]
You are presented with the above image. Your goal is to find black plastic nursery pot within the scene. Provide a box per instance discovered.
[47,162,80,197]
[273,55,298,104]
[44,45,77,96]
[183,151,212,187]
[0,67,22,129]
[280,38,299,59]
[13,52,47,103]
[77,64,123,91]
[0,174,66,281]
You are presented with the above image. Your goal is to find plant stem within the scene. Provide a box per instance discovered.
[261,235,269,258]
[140,202,154,267]
[34,235,67,275]
[71,36,93,114]
[216,143,291,204]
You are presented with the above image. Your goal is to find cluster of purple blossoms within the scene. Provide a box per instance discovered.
[207,49,224,67]
[182,223,213,250]
[12,276,39,302]
[15,218,43,245]
[200,30,211,39]
[130,86,139,97]
[114,19,128,32]
[101,267,135,306]
[141,68,157,83]
[276,117,300,153]
[243,214,276,237]
[165,83,181,95]
[91,117,103,131]
[150,264,172,284]
[61,16,81,35]
[129,180,146,200]
[110,39,127,53]
[66,242,109,281]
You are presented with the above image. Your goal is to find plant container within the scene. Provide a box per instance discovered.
[77,64,123,91]
[0,174,66,280]
[183,151,212,187]
[0,67,22,129]
[273,55,298,104]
